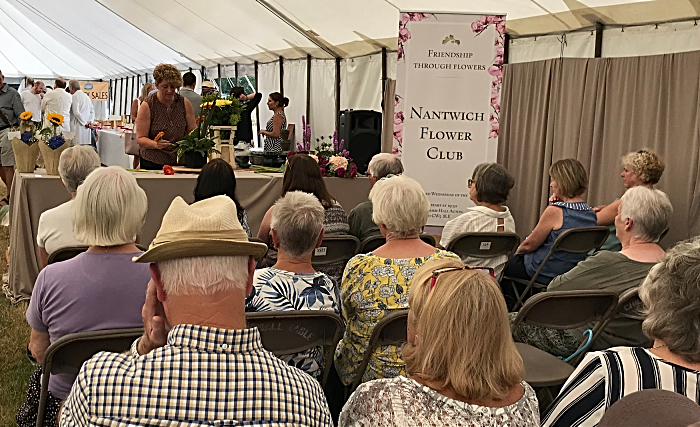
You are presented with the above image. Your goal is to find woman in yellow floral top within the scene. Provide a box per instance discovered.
[334,175,459,386]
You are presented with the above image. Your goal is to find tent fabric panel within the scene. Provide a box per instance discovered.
[603,22,700,57]
[257,61,281,147]
[340,54,382,112]
[282,59,307,142]
[509,32,596,63]
[309,59,336,149]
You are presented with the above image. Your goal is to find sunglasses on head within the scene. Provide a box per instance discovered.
[429,266,495,291]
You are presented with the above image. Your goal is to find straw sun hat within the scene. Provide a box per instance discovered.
[133,196,267,263]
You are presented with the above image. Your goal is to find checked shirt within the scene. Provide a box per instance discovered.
[59,324,332,426]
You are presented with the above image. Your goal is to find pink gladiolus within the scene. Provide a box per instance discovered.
[338,139,345,152]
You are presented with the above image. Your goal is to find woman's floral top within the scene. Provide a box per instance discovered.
[245,267,340,379]
[334,250,460,385]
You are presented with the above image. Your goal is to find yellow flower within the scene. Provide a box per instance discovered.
[47,113,64,126]
[215,99,232,107]
[20,111,32,121]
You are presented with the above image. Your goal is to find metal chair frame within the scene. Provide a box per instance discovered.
[446,232,521,280]
[506,226,609,310]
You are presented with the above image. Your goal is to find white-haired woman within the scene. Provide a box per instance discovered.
[37,146,100,268]
[542,237,700,427]
[246,191,340,379]
[512,186,673,357]
[334,175,459,386]
[339,259,539,426]
[595,150,665,251]
[20,167,150,427]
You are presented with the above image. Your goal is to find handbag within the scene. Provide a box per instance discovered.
[124,126,140,156]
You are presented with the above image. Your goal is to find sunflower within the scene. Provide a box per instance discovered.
[47,113,64,126]
[19,111,32,121]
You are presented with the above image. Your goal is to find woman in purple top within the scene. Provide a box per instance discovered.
[18,167,151,427]
[502,159,597,308]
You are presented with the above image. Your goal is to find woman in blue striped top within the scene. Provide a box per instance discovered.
[542,237,700,427]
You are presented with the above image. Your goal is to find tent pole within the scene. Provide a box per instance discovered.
[235,63,239,87]
[279,57,284,96]
[132,75,136,120]
[255,61,260,149]
[126,77,131,117]
[201,66,205,81]
[108,79,112,115]
[504,34,510,64]
[306,55,311,128]
[381,47,387,111]
[218,64,222,93]
[121,78,126,116]
[594,22,604,57]
[335,58,341,132]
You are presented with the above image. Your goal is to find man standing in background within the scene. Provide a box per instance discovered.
[179,72,201,118]
[21,77,34,92]
[42,78,72,131]
[20,81,44,125]
[0,70,24,203]
[68,80,94,146]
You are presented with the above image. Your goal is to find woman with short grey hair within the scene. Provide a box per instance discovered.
[246,191,340,379]
[334,175,460,386]
[37,145,100,268]
[21,167,150,427]
[542,236,700,427]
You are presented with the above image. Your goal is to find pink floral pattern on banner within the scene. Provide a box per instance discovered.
[472,15,506,140]
[397,13,434,63]
[393,94,404,156]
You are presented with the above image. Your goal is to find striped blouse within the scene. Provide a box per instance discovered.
[542,347,700,427]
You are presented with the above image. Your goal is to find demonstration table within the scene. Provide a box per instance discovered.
[7,169,370,303]
[96,130,134,168]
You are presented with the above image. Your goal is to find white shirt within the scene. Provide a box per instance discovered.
[42,89,72,131]
[70,90,94,145]
[20,90,42,122]
[439,205,516,278]
[37,200,83,255]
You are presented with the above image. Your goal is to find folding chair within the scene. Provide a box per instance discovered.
[358,235,385,253]
[592,287,650,349]
[505,226,609,310]
[311,235,360,271]
[245,311,344,387]
[349,310,408,393]
[47,246,89,264]
[511,290,618,388]
[248,237,268,268]
[446,232,521,279]
[37,328,144,427]
[419,233,436,247]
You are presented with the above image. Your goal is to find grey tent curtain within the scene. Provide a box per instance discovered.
[498,53,700,247]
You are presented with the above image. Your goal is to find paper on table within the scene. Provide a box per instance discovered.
[7,131,20,139]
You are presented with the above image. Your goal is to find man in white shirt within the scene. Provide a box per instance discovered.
[21,77,34,92]
[42,78,72,131]
[68,80,94,145]
[20,81,44,124]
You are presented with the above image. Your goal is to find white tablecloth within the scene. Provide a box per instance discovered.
[96,130,134,168]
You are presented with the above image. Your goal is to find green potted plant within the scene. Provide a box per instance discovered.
[175,101,220,168]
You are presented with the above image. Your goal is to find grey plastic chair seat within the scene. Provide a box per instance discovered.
[516,342,576,387]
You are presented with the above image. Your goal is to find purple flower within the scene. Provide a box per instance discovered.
[20,132,33,145]
[332,130,339,152]
[48,135,65,150]
[319,167,326,176]
[341,149,350,158]
[338,138,344,152]
[336,167,346,177]
[296,142,303,151]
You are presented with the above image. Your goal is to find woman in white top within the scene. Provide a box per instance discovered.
[542,237,700,427]
[339,258,539,427]
[37,146,100,268]
[440,162,516,278]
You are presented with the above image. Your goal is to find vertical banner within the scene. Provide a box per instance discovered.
[393,12,505,226]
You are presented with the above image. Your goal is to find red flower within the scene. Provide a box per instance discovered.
[349,169,357,178]
[319,167,326,176]
[336,167,346,177]
[162,165,175,175]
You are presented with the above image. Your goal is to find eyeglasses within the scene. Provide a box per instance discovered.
[429,266,495,291]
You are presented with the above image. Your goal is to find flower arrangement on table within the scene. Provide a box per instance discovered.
[199,94,244,140]
[175,96,221,166]
[17,111,39,145]
[40,113,67,149]
[289,116,358,179]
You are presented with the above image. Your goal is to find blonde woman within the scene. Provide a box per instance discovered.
[129,82,154,169]
[339,259,539,426]
[594,150,665,251]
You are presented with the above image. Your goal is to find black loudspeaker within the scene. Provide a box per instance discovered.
[339,110,382,174]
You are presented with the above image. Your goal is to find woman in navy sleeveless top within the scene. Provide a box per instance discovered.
[503,159,597,307]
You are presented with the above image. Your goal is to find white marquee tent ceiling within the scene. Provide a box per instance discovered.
[1,0,699,79]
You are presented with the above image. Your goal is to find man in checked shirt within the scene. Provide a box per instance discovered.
[59,195,333,426]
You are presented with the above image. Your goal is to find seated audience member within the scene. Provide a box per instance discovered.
[334,175,459,386]
[246,191,340,379]
[339,259,539,426]
[37,146,100,268]
[258,154,349,280]
[542,237,700,427]
[595,150,665,251]
[511,186,672,357]
[20,167,149,427]
[194,158,251,236]
[440,162,515,278]
[59,196,332,426]
[503,159,597,305]
[348,153,403,241]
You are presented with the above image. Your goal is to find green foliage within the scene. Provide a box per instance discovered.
[175,100,220,162]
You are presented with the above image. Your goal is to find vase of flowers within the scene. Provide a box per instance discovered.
[176,98,221,168]
[291,117,358,178]
[10,112,40,173]
[38,113,70,175]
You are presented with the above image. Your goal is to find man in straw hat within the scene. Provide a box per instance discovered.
[59,196,332,426]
